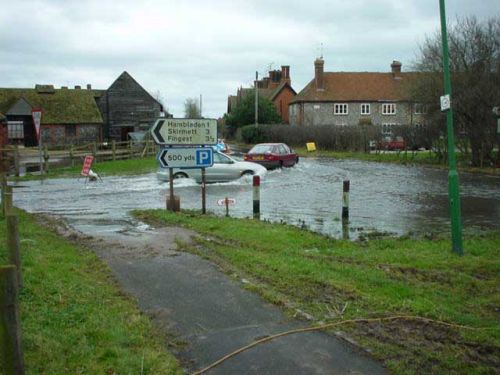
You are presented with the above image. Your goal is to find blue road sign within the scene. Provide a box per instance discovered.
[157,147,214,169]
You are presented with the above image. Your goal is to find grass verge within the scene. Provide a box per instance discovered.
[0,210,180,374]
[134,209,500,375]
[12,156,158,181]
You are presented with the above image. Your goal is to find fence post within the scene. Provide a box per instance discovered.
[0,265,25,375]
[43,146,49,173]
[1,174,6,216]
[253,175,260,219]
[14,145,20,177]
[7,214,22,289]
[69,145,74,168]
[92,142,97,162]
[111,140,116,161]
[129,140,133,159]
[4,185,13,216]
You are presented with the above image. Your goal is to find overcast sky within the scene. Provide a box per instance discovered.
[1,0,498,118]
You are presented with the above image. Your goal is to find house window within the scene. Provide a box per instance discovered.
[360,103,370,115]
[381,103,396,115]
[65,125,76,137]
[382,123,398,135]
[334,103,348,115]
[7,121,24,139]
[414,103,427,114]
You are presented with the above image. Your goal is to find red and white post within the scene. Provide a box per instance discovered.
[253,175,260,219]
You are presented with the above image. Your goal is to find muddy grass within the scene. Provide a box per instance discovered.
[134,209,500,375]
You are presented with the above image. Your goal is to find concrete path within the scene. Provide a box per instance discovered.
[89,226,387,375]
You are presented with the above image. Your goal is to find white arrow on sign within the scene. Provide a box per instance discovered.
[151,118,218,146]
[157,147,214,169]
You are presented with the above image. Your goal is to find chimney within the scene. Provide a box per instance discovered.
[391,60,402,77]
[314,58,324,90]
[61,86,68,89]
[74,85,81,89]
[281,65,291,84]
[86,84,92,90]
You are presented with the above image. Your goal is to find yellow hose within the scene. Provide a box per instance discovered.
[192,315,489,375]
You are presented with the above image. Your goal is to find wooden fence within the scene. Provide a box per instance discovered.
[0,140,160,175]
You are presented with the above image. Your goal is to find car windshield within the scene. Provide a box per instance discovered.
[213,152,233,164]
[249,144,274,154]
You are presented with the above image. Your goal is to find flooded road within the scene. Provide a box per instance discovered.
[13,158,500,238]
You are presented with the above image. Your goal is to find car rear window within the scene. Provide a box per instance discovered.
[250,144,273,153]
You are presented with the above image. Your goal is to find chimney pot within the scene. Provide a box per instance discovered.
[391,60,402,76]
[314,58,325,90]
[87,84,92,90]
[75,85,81,89]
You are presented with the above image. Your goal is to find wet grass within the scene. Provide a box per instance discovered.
[0,210,181,374]
[11,156,158,181]
[134,209,500,375]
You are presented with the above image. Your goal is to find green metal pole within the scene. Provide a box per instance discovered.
[439,0,463,255]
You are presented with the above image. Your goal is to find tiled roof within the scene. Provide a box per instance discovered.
[0,88,103,124]
[290,72,419,103]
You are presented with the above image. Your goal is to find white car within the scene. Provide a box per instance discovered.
[157,152,266,183]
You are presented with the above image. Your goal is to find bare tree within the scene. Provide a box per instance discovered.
[152,90,169,115]
[184,98,201,119]
[411,16,500,167]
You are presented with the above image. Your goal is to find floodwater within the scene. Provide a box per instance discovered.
[13,157,500,239]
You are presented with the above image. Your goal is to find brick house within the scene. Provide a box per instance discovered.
[97,71,164,141]
[0,85,103,147]
[228,65,296,124]
[289,58,426,135]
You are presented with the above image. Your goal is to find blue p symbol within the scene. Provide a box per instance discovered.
[196,150,212,166]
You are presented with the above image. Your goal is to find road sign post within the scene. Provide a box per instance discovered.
[31,109,43,175]
[152,118,217,214]
[439,0,463,255]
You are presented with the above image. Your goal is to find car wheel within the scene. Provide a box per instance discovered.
[174,172,189,179]
[241,170,254,177]
[279,161,283,168]
[295,156,299,164]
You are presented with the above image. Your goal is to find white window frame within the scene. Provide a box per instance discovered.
[381,103,396,115]
[7,121,24,139]
[414,103,427,114]
[334,103,348,115]
[360,103,371,115]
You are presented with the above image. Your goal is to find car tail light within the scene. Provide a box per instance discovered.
[244,155,250,161]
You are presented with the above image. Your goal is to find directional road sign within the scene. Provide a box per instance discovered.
[151,118,217,146]
[157,147,214,169]
[217,198,236,206]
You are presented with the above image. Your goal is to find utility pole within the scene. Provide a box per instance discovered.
[439,0,463,255]
[255,71,258,126]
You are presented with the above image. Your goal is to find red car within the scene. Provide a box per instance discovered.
[379,136,406,151]
[244,143,299,169]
